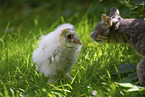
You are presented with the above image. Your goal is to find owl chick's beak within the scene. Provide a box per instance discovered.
[72,38,82,45]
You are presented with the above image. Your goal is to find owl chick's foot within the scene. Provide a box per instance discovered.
[49,73,74,83]
[66,73,73,80]
[48,78,55,83]
[48,73,66,83]
[137,57,145,85]
[48,76,62,83]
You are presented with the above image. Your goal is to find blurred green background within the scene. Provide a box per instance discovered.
[0,0,144,34]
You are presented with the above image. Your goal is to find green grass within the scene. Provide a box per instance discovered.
[1,17,145,97]
[0,2,145,97]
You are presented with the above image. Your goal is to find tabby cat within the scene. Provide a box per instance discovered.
[91,7,145,85]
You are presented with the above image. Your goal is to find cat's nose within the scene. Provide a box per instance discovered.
[91,31,94,37]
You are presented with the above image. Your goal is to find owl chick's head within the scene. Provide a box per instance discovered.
[58,24,82,48]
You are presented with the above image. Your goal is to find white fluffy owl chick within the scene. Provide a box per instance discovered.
[32,23,82,83]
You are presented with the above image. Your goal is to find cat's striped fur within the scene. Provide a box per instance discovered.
[91,7,145,85]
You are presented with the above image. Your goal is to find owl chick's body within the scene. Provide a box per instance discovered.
[32,23,82,83]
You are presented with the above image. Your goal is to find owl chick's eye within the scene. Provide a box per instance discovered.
[66,34,74,40]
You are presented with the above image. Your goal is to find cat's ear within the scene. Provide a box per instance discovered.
[110,7,120,17]
[101,14,112,27]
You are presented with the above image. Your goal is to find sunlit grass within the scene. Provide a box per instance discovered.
[0,10,145,97]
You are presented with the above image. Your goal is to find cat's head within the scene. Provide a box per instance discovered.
[91,14,112,43]
[91,7,122,43]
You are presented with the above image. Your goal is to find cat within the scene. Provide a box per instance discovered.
[91,7,145,85]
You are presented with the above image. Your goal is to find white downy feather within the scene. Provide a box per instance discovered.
[32,23,82,83]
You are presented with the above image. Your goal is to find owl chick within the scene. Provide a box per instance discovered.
[32,23,82,83]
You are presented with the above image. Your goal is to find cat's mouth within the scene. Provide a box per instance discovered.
[91,32,108,43]
[93,38,108,43]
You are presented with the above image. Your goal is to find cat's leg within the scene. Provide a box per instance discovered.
[137,57,145,85]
